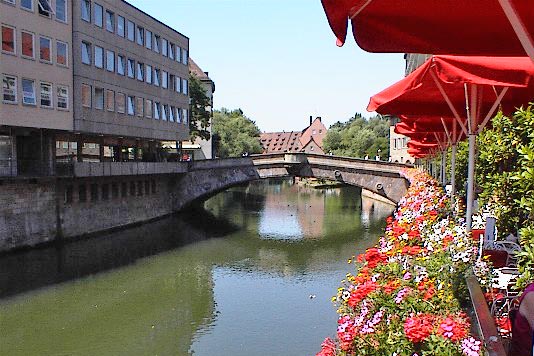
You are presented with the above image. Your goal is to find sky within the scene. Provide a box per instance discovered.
[128,0,405,132]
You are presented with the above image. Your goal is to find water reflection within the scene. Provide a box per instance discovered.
[0,178,394,356]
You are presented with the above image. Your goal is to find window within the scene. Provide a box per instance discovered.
[145,64,152,84]
[94,46,103,68]
[154,68,160,86]
[181,48,188,65]
[105,89,114,111]
[81,84,91,107]
[136,62,144,81]
[38,0,52,17]
[161,38,168,57]
[169,43,174,60]
[93,3,103,27]
[127,96,134,115]
[169,74,175,91]
[136,26,144,46]
[169,106,175,122]
[117,15,125,37]
[39,36,51,62]
[145,30,152,49]
[162,104,168,121]
[40,82,52,107]
[162,71,168,89]
[127,58,134,78]
[182,78,188,95]
[94,87,104,109]
[2,75,17,103]
[81,0,90,21]
[175,76,181,93]
[81,41,91,64]
[105,10,114,32]
[57,85,68,109]
[56,41,67,66]
[21,0,33,11]
[3,0,15,4]
[22,78,36,105]
[117,55,125,75]
[127,20,134,41]
[177,107,182,123]
[116,92,125,113]
[2,26,15,54]
[106,50,114,72]
[21,31,34,58]
[136,97,143,117]
[154,102,160,119]
[175,45,181,62]
[184,109,188,124]
[79,185,87,202]
[56,0,66,22]
[145,99,152,118]
[153,34,160,53]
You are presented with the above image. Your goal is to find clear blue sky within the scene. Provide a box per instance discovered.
[128,0,405,132]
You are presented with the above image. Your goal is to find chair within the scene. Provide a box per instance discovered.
[493,241,522,267]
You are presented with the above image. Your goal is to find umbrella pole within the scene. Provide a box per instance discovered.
[451,144,457,209]
[465,133,476,231]
[441,150,446,186]
[498,0,534,64]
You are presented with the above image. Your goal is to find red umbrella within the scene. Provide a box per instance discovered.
[321,0,534,61]
[369,55,534,230]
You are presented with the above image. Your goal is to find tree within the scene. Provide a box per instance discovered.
[188,73,212,141]
[212,108,262,158]
[323,113,390,158]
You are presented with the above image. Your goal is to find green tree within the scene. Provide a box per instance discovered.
[212,108,262,158]
[188,73,212,141]
[323,114,390,158]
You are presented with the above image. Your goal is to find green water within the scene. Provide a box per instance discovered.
[0,179,394,356]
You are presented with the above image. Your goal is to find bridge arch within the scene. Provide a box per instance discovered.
[172,153,410,210]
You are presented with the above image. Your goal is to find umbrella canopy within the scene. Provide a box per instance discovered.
[321,0,534,60]
[368,56,534,124]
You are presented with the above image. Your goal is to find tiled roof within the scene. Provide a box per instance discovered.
[259,131,303,153]
[189,58,211,80]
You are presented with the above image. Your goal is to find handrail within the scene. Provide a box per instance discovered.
[466,274,507,356]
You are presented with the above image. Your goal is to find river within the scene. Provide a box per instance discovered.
[0,179,394,356]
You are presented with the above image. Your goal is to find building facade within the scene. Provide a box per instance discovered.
[1,0,73,175]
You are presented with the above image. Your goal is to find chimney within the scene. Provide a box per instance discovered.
[316,116,321,122]
[309,115,313,125]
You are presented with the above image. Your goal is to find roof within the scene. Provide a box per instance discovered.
[259,131,303,153]
[189,59,212,81]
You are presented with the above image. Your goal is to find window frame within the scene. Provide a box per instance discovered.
[116,92,125,113]
[161,38,168,57]
[154,68,160,87]
[56,40,68,66]
[162,104,168,121]
[117,15,125,37]
[105,49,114,72]
[127,20,135,41]
[81,83,91,107]
[154,102,160,119]
[2,74,17,104]
[21,30,35,59]
[127,58,135,78]
[56,85,68,109]
[136,97,143,117]
[145,99,152,118]
[94,86,104,110]
[117,54,125,75]
[145,64,152,84]
[39,81,53,108]
[105,89,114,111]
[127,95,135,116]
[21,78,36,105]
[181,48,188,65]
[169,43,174,60]
[93,3,103,27]
[81,41,91,65]
[161,70,168,89]
[55,0,67,23]
[145,29,152,50]
[94,45,104,68]
[153,34,160,53]
[1,25,16,55]
[81,0,91,22]
[105,9,114,33]
[21,0,34,11]
[136,25,144,46]
[169,106,175,122]
[39,35,52,62]
[136,62,144,81]
[38,0,53,18]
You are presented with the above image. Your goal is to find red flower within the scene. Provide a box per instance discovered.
[348,281,378,308]
[404,313,435,343]
[363,248,388,268]
[316,337,336,356]
[437,315,469,342]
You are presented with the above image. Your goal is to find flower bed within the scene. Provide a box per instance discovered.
[316,169,485,356]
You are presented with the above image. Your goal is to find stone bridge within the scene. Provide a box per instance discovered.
[174,153,410,209]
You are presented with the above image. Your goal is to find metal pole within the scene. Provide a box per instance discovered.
[465,84,477,232]
[451,143,457,207]
[441,150,446,186]
[498,0,534,64]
